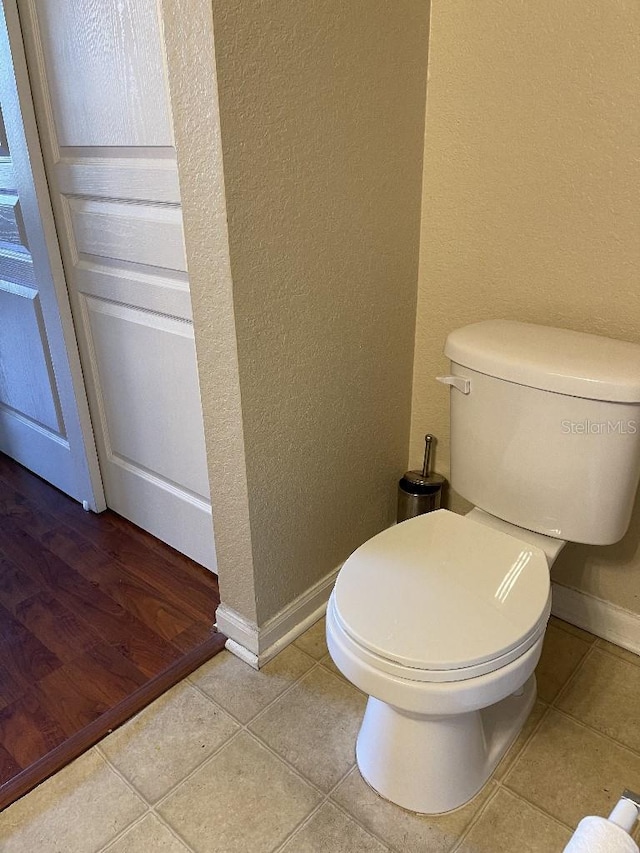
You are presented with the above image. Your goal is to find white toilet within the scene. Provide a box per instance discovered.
[326,320,640,815]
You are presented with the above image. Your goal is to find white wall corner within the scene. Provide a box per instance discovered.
[551,582,640,656]
[216,563,342,669]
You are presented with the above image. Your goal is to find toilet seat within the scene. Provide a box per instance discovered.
[332,509,551,683]
[329,596,550,683]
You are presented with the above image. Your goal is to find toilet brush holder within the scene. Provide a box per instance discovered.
[397,434,446,523]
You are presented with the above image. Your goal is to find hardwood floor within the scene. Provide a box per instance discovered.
[0,454,225,809]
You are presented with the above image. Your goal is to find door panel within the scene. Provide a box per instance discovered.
[67,198,187,272]
[0,280,62,432]
[0,2,104,508]
[0,192,27,245]
[18,0,216,570]
[84,299,209,497]
[31,0,173,148]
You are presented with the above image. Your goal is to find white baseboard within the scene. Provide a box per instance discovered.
[216,563,342,669]
[215,607,260,660]
[552,582,640,656]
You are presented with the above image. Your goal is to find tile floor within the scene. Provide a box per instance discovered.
[1,616,639,852]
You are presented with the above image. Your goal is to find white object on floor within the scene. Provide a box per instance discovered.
[564,793,640,853]
[562,816,638,853]
[609,796,640,833]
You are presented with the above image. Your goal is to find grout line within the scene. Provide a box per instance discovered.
[153,727,246,808]
[494,771,576,832]
[156,655,371,851]
[149,809,198,852]
[241,729,341,798]
[594,639,640,668]
[93,746,147,803]
[92,626,639,853]
[97,811,151,852]
[550,705,640,758]
[119,657,353,814]
[448,785,501,853]
[497,700,553,786]
[550,641,598,708]
[147,724,358,853]
[150,715,331,813]
[271,762,400,853]
[503,787,577,832]
[550,617,598,646]
[96,744,165,804]
[96,798,199,853]
[486,784,576,834]
[246,660,335,728]
[499,707,640,826]
[269,805,326,852]
[187,652,321,728]
[325,786,399,852]
[93,635,355,808]
[90,750,161,852]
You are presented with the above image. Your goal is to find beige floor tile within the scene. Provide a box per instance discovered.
[249,666,366,791]
[493,701,549,781]
[0,749,145,853]
[100,681,238,803]
[158,731,320,853]
[505,710,640,828]
[294,617,329,660]
[281,802,389,852]
[549,616,597,645]
[104,814,190,852]
[595,638,640,667]
[535,624,592,703]
[190,645,315,723]
[332,767,495,853]
[556,649,640,752]
[319,652,347,680]
[456,788,571,852]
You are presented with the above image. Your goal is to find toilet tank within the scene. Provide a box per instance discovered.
[443,321,640,545]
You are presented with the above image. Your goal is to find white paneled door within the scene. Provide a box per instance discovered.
[0,1,104,510]
[16,0,216,570]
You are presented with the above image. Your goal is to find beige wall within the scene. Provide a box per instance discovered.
[411,1,640,614]
[208,0,430,623]
[161,0,259,621]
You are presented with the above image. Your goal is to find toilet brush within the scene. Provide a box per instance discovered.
[397,434,446,523]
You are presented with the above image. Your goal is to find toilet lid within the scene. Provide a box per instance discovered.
[332,509,550,673]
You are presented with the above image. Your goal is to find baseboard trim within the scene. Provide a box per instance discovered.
[215,607,259,658]
[552,582,640,656]
[216,564,342,668]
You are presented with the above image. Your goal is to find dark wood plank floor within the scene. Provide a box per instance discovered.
[0,453,225,810]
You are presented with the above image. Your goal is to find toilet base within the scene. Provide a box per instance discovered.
[355,674,537,814]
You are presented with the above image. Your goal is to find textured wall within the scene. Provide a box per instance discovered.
[411,1,640,613]
[211,0,430,622]
[161,0,258,620]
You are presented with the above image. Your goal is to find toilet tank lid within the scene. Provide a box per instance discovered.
[445,320,640,403]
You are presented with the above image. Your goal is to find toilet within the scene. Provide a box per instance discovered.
[326,320,640,815]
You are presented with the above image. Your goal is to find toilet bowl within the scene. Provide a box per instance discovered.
[326,508,562,814]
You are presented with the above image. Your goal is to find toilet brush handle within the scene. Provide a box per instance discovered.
[422,435,434,478]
